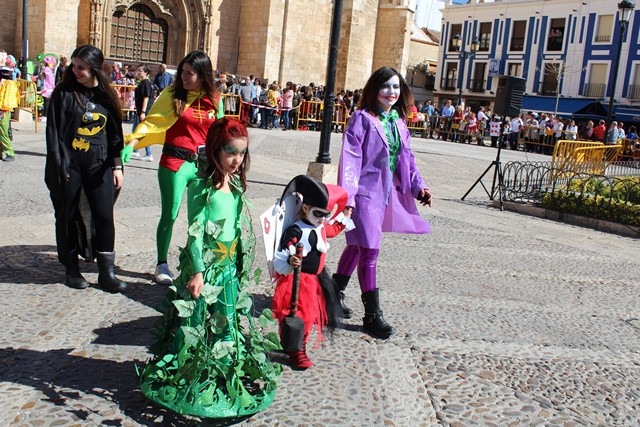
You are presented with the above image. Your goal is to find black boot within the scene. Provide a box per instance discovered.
[361,289,394,339]
[333,273,353,319]
[65,255,90,290]
[96,251,127,293]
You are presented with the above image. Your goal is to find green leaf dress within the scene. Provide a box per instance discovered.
[138,175,281,418]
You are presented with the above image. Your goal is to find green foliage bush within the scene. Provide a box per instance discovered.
[567,176,640,204]
[540,191,640,226]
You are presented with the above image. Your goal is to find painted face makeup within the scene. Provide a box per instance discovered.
[311,209,331,218]
[377,74,400,112]
[218,137,248,175]
[303,205,331,227]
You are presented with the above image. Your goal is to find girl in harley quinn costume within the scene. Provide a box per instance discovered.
[271,175,350,369]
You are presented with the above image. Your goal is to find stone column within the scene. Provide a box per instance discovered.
[15,0,83,57]
[336,0,379,91]
[373,0,413,76]
[209,0,241,72]
[202,0,215,58]
[237,0,283,79]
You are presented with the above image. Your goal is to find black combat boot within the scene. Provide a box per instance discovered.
[361,289,394,339]
[96,251,127,293]
[65,252,90,290]
[332,273,353,319]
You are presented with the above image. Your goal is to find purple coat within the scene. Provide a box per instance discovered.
[338,108,431,249]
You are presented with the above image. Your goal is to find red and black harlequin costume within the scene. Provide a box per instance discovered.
[270,175,349,369]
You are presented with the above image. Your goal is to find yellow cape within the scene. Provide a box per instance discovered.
[124,86,224,150]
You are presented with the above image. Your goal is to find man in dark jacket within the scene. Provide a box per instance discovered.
[152,63,173,99]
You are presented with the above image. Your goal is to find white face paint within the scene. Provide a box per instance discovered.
[377,75,401,112]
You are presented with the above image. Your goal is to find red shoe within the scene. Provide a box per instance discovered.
[287,348,313,370]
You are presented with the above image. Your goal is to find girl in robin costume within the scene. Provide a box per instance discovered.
[139,117,281,418]
[121,51,224,286]
[271,175,350,369]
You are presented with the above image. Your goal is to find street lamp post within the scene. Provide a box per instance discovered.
[316,0,344,164]
[452,34,479,108]
[606,0,635,127]
[21,0,28,78]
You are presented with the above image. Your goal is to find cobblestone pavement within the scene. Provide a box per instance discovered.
[0,120,638,426]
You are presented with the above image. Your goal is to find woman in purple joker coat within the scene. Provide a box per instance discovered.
[334,67,432,339]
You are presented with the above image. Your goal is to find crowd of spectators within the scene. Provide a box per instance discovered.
[214,72,361,131]
[42,58,640,158]
[406,98,639,157]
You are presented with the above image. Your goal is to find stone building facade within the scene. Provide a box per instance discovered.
[2,0,418,91]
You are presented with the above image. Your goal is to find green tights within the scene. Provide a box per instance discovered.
[157,161,198,263]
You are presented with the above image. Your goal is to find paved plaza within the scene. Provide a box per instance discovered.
[0,119,639,426]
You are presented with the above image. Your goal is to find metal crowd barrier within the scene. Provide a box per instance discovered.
[295,100,347,131]
[501,159,640,205]
[551,140,606,177]
[221,93,241,119]
[517,126,579,153]
[620,137,640,160]
[560,146,623,176]
[406,117,610,156]
[406,113,429,138]
[16,79,38,132]
[112,87,244,121]
[297,100,324,130]
[410,116,487,143]
[333,103,348,131]
[111,83,136,114]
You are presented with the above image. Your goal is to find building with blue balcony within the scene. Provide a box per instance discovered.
[434,0,640,124]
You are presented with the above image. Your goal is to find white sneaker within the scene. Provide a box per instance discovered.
[154,263,174,285]
[141,155,153,162]
[130,151,141,160]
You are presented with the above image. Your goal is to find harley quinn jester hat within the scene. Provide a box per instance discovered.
[280,175,348,220]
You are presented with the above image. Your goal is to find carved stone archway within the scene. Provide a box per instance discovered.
[88,0,209,66]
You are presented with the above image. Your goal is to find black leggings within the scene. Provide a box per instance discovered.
[65,144,115,254]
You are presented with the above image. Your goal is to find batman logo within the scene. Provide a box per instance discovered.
[72,138,90,152]
[77,112,107,136]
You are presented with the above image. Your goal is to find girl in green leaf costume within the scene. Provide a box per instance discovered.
[138,117,281,418]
